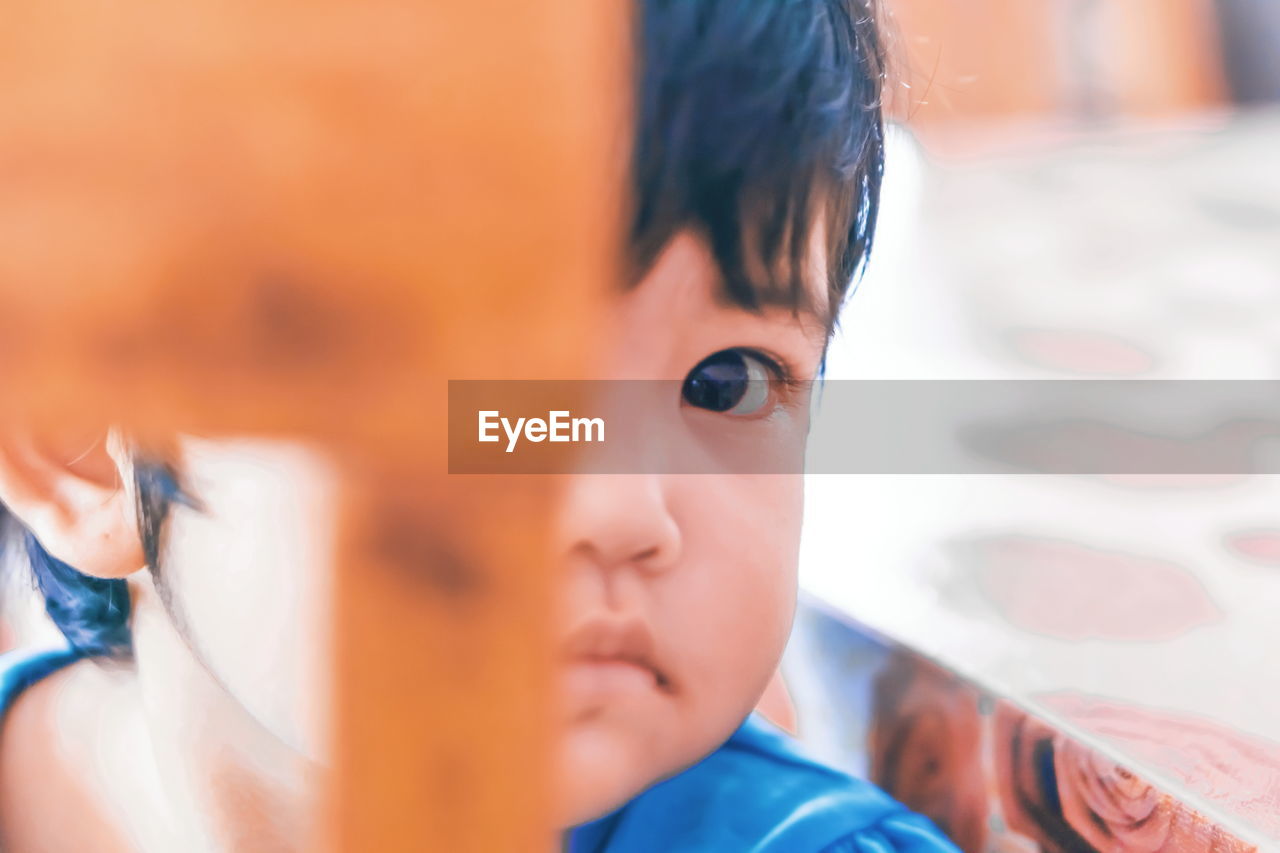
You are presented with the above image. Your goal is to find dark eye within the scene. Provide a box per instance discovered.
[681,349,775,415]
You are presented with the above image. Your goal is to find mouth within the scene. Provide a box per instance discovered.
[560,616,673,694]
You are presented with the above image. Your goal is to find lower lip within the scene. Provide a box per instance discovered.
[561,659,658,699]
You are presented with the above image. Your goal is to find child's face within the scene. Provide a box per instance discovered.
[551,229,828,823]
[152,228,830,827]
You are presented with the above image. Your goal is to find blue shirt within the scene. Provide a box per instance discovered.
[565,714,958,852]
[1,647,957,852]
[0,645,81,716]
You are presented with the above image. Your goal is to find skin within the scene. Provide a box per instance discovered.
[551,230,828,825]
[0,227,830,850]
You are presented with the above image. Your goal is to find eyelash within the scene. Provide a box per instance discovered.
[681,346,806,419]
[738,347,796,386]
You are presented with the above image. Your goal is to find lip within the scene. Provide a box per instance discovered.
[560,616,672,693]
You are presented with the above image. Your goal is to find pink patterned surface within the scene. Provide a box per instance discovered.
[1005,327,1158,377]
[804,112,1280,852]
[959,535,1221,642]
[1039,692,1280,840]
[1223,530,1280,567]
[866,653,1262,852]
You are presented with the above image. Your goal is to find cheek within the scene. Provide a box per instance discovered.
[667,475,802,693]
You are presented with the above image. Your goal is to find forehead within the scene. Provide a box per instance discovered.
[638,229,832,348]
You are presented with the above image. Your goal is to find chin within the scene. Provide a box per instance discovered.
[553,725,665,829]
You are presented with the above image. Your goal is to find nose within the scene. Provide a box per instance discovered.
[557,473,680,576]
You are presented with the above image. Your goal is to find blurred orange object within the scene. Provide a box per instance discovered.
[0,1,627,851]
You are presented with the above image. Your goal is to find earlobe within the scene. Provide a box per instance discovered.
[0,425,146,579]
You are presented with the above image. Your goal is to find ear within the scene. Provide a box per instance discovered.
[0,424,145,578]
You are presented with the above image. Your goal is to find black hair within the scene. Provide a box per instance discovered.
[2,0,887,657]
[0,459,183,659]
[632,0,886,320]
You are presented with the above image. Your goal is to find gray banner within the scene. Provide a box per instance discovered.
[448,380,1280,474]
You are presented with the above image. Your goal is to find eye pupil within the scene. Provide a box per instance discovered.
[682,350,751,412]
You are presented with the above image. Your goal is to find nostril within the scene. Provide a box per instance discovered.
[633,546,660,562]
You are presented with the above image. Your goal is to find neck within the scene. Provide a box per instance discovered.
[127,574,321,852]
